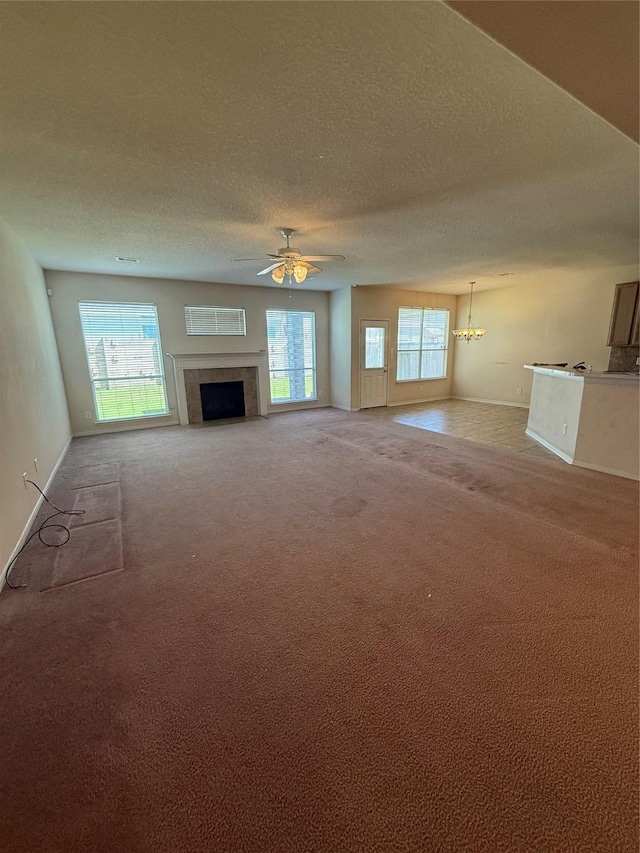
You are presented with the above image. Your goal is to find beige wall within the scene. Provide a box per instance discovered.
[451,266,640,407]
[350,286,457,410]
[330,287,352,410]
[45,271,330,435]
[0,222,71,575]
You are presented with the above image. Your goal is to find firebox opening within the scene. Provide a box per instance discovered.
[199,381,246,421]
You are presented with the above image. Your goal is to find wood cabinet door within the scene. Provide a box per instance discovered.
[631,299,640,346]
[607,281,639,346]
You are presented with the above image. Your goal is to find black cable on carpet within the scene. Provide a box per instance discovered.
[4,481,85,590]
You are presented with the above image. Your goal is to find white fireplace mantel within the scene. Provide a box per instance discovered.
[167,351,269,425]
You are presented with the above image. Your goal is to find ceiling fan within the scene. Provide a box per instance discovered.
[233,228,345,284]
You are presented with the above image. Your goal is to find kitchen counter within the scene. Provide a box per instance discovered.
[524,365,639,480]
[524,364,639,382]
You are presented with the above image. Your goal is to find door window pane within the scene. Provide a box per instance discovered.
[364,327,385,368]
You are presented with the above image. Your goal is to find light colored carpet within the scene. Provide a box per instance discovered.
[0,408,637,852]
[46,518,123,590]
[69,462,120,490]
[69,482,121,527]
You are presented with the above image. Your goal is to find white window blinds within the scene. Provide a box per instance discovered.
[184,305,246,336]
[78,301,169,422]
[266,310,317,404]
[397,307,449,381]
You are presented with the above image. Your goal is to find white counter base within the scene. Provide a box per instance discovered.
[525,427,638,480]
[524,365,639,481]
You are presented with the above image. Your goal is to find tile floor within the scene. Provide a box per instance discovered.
[361,398,558,461]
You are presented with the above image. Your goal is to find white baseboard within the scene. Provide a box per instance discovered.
[452,395,529,409]
[331,403,357,412]
[526,428,639,479]
[266,400,329,415]
[73,419,180,437]
[1,435,72,592]
[569,459,639,481]
[387,395,451,408]
[525,428,574,464]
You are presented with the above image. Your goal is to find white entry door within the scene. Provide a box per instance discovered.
[360,320,389,408]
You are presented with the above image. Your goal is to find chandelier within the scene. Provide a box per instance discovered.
[272,259,309,284]
[452,281,486,342]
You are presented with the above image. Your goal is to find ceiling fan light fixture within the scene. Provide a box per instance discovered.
[293,263,308,284]
[233,229,344,285]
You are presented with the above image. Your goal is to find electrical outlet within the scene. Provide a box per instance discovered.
[85,411,93,420]
[562,423,568,435]
[516,388,522,395]
[33,457,38,472]
[22,472,28,488]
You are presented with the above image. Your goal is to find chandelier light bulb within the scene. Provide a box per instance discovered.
[271,265,285,284]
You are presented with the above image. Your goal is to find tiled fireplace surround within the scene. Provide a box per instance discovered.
[168,352,269,425]
[185,367,258,424]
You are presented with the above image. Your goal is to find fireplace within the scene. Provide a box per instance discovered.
[168,352,269,426]
[200,381,246,421]
[181,365,260,425]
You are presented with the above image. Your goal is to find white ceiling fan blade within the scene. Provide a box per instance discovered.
[300,255,345,262]
[305,264,323,274]
[257,261,285,275]
[232,257,273,262]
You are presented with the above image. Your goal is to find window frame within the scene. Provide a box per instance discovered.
[78,300,170,423]
[396,307,450,383]
[265,308,318,405]
[184,304,247,336]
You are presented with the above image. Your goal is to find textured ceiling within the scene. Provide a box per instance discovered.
[0,1,638,294]
[448,0,640,143]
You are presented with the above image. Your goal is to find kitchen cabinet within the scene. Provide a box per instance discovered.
[607,281,639,346]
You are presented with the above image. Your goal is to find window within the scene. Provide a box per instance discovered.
[78,301,169,422]
[266,310,316,404]
[364,327,385,368]
[184,305,246,336]
[397,307,449,381]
